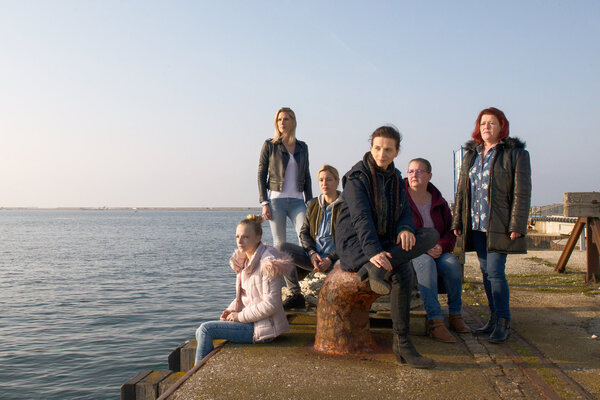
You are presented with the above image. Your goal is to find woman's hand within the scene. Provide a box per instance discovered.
[427,244,442,259]
[453,229,462,237]
[226,312,239,322]
[310,252,322,269]
[370,251,393,271]
[510,232,522,240]
[397,231,416,251]
[220,310,231,321]
[316,257,332,272]
[262,204,272,221]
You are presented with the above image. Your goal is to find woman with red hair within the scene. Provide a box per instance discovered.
[452,107,531,344]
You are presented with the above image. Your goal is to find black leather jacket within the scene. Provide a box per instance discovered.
[257,139,312,203]
[452,137,531,253]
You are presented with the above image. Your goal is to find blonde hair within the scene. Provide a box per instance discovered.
[318,164,340,182]
[272,107,297,145]
[239,214,263,236]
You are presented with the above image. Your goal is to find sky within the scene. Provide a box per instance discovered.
[1,0,598,208]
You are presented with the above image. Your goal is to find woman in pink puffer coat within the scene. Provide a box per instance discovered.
[194,215,292,364]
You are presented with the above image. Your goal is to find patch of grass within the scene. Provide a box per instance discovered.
[505,272,600,296]
[525,256,556,268]
[463,270,600,296]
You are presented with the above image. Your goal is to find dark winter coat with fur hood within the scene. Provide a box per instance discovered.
[227,243,292,341]
[451,137,531,253]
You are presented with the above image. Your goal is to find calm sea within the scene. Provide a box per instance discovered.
[0,210,292,400]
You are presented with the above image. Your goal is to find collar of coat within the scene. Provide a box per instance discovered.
[403,178,447,209]
[464,136,526,151]
[317,191,343,209]
[229,243,293,277]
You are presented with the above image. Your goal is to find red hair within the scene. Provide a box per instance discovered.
[471,107,510,144]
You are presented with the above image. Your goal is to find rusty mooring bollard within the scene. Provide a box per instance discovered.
[313,263,381,355]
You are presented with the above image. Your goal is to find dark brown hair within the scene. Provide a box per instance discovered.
[370,125,402,150]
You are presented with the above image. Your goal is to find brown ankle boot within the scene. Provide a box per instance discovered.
[428,319,456,343]
[449,314,471,333]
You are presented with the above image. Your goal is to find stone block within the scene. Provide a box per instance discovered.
[564,192,600,217]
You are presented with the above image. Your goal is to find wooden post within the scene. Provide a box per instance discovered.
[313,264,381,355]
[167,341,187,372]
[555,218,586,273]
[121,370,152,400]
[136,370,172,400]
[179,340,197,371]
[586,219,600,282]
[556,192,600,280]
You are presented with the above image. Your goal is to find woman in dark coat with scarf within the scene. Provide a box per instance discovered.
[335,126,439,369]
[452,107,531,343]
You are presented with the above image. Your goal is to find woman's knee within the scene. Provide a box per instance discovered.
[485,254,507,280]
[196,322,213,340]
[438,254,462,278]
[196,324,206,340]
[416,228,439,249]
[412,255,437,279]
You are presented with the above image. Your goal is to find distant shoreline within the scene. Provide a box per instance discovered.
[0,207,262,211]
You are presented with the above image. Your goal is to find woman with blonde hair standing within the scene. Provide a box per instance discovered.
[452,107,531,344]
[258,107,312,246]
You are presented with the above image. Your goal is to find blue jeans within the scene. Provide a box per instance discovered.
[412,252,463,320]
[269,197,306,247]
[195,320,254,364]
[471,231,510,320]
[277,242,314,295]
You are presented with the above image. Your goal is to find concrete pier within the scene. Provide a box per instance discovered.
[122,250,600,400]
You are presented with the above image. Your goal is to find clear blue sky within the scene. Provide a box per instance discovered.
[1,0,598,207]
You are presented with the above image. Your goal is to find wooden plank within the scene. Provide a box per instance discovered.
[286,310,317,325]
[564,192,600,218]
[555,218,586,273]
[158,371,186,397]
[586,221,600,283]
[121,370,152,400]
[179,339,197,372]
[168,340,190,372]
[136,370,172,400]
[590,218,600,248]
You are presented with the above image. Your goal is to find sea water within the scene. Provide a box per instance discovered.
[0,210,295,400]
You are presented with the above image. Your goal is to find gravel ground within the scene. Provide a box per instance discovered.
[464,249,589,277]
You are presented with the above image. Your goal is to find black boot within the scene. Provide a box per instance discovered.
[356,262,391,295]
[488,317,510,343]
[393,334,435,369]
[473,313,497,335]
[282,293,305,310]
